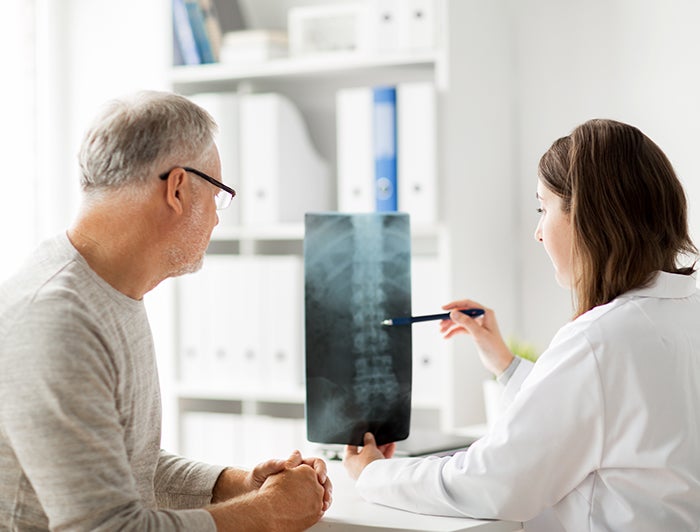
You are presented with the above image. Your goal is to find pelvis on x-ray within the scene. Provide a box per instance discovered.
[304,212,412,446]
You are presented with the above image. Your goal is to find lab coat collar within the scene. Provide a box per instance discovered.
[621,271,698,300]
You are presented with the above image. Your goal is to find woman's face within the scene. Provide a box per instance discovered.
[534,180,573,288]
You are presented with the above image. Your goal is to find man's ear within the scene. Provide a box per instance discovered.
[163,168,188,215]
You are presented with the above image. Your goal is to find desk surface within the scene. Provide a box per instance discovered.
[309,461,522,532]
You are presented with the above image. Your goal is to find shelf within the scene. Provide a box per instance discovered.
[176,386,447,413]
[211,223,305,241]
[177,385,306,404]
[170,50,439,92]
[211,222,445,242]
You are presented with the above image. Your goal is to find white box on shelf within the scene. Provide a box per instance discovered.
[288,3,369,56]
[239,92,331,225]
[188,92,241,228]
[220,30,288,64]
[397,81,437,224]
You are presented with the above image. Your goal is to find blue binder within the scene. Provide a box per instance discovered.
[372,87,398,212]
[172,0,201,65]
[185,0,216,63]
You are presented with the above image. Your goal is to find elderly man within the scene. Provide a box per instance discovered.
[0,91,330,531]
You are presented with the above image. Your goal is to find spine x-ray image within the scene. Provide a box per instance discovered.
[304,212,412,446]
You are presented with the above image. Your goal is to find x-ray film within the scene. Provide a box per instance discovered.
[304,212,412,446]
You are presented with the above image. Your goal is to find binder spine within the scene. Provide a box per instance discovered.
[172,0,201,65]
[185,0,216,63]
[372,86,398,212]
[336,87,374,212]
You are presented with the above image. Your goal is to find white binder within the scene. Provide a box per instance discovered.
[189,255,305,395]
[227,256,264,391]
[398,0,437,51]
[240,415,306,467]
[239,93,330,225]
[181,412,240,465]
[188,92,241,227]
[366,0,401,52]
[410,256,447,408]
[260,256,304,392]
[336,87,374,212]
[177,271,208,387]
[397,82,437,224]
[201,255,251,391]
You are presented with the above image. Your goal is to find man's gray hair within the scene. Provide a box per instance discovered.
[78,90,217,191]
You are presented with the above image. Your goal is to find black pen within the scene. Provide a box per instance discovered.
[381,308,485,326]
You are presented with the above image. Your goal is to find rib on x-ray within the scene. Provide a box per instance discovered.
[304,212,412,446]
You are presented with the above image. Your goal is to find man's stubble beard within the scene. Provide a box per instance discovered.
[166,199,210,278]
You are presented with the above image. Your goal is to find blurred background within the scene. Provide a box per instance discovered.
[2,0,698,465]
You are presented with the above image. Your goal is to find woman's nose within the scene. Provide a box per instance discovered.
[534,220,543,242]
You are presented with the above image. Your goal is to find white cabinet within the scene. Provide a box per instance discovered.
[167,0,517,466]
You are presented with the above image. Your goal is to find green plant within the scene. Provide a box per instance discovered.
[506,336,539,363]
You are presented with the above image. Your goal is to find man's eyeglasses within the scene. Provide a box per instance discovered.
[159,166,236,210]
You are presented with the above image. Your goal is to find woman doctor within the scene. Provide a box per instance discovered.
[343,119,700,531]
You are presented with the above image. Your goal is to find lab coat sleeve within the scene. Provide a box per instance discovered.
[501,357,534,407]
[355,328,605,522]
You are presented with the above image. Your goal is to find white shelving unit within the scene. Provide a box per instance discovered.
[170,50,442,87]
[168,0,517,465]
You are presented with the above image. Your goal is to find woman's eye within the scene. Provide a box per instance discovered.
[536,207,545,215]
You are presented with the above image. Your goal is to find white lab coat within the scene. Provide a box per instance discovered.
[355,271,700,531]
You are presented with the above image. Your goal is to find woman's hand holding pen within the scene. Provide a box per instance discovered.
[441,299,514,377]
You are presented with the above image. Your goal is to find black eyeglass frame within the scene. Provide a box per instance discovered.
[159,166,236,208]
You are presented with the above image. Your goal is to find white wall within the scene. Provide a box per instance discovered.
[32,0,172,242]
[441,0,517,426]
[0,0,37,281]
[47,0,177,447]
[510,0,700,351]
[64,0,172,222]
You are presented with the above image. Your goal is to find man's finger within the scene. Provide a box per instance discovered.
[285,449,303,468]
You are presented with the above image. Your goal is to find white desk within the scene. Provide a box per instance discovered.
[309,462,523,532]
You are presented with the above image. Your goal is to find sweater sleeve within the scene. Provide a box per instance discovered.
[155,450,226,510]
[0,298,217,531]
[355,328,604,522]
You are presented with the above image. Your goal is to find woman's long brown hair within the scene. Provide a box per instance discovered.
[538,119,697,317]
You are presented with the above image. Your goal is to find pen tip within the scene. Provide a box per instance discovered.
[381,319,392,326]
